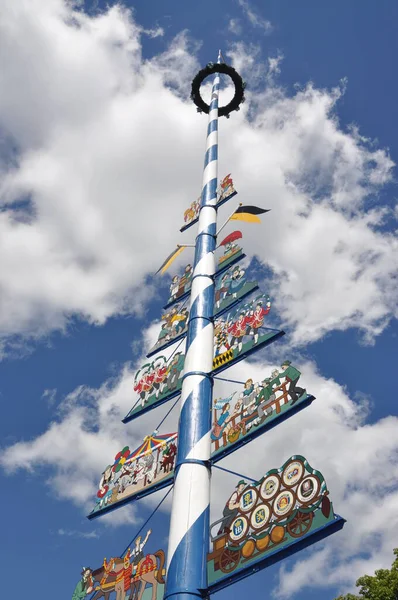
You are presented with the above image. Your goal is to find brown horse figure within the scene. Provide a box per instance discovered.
[130,551,165,600]
[90,551,165,600]
[160,445,177,474]
[90,557,124,600]
[184,200,199,224]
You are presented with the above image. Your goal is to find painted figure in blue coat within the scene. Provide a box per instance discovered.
[211,393,236,440]
[229,266,246,298]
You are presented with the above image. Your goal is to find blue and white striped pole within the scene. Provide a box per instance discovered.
[164,53,222,600]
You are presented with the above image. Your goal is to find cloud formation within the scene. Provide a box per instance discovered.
[57,528,100,539]
[228,18,242,36]
[0,0,396,353]
[237,0,273,32]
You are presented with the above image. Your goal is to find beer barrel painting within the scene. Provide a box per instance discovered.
[207,456,345,591]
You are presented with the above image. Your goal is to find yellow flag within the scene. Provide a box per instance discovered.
[156,246,185,275]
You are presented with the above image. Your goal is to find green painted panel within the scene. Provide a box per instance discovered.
[207,455,341,586]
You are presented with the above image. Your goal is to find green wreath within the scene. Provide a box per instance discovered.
[190,62,246,118]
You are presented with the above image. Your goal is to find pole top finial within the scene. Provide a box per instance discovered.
[218,49,224,64]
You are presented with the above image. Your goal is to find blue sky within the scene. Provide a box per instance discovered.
[0,1,397,599]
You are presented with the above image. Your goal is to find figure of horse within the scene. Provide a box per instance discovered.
[130,551,165,600]
[90,557,124,600]
[90,551,165,600]
[184,200,199,223]
[160,445,177,474]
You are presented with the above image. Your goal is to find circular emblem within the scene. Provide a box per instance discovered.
[229,515,248,542]
[282,460,305,487]
[260,475,280,501]
[239,486,258,513]
[250,503,271,530]
[273,490,295,518]
[297,476,320,504]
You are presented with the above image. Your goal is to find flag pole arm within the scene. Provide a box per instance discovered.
[177,244,196,248]
[215,203,242,243]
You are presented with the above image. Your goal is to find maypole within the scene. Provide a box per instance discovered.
[78,48,345,600]
[164,51,222,600]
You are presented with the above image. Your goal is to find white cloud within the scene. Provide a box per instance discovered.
[268,53,284,78]
[42,388,57,406]
[148,30,201,95]
[237,0,273,33]
[215,68,396,345]
[226,42,267,84]
[228,18,242,36]
[0,0,395,352]
[142,26,164,39]
[57,528,99,539]
[226,45,284,87]
[0,2,203,345]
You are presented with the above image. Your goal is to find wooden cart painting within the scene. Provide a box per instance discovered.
[207,456,343,588]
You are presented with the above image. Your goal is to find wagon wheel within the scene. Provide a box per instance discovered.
[286,510,313,538]
[219,547,241,573]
